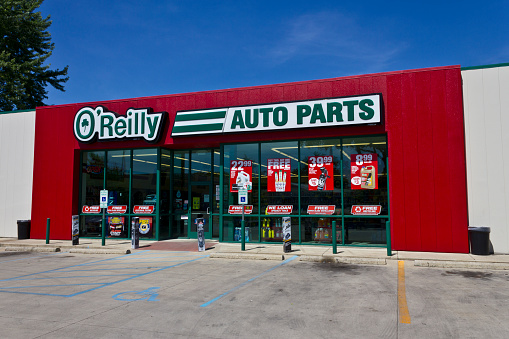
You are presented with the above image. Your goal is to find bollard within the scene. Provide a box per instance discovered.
[332,220,337,254]
[46,218,50,244]
[101,209,106,246]
[241,218,245,251]
[386,221,392,256]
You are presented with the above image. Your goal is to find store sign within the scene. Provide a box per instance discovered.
[82,205,101,213]
[74,106,166,143]
[107,205,127,214]
[351,205,382,215]
[228,205,254,214]
[266,205,293,214]
[172,94,381,136]
[133,205,155,214]
[308,156,334,191]
[351,153,378,190]
[267,158,291,192]
[307,205,336,215]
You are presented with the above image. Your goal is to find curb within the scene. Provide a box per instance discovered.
[210,253,284,261]
[210,252,387,265]
[66,248,131,255]
[414,260,509,270]
[300,255,387,265]
[2,246,131,255]
[4,246,60,253]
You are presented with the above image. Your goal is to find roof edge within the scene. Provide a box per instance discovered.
[0,109,35,115]
[37,64,462,111]
[461,62,509,71]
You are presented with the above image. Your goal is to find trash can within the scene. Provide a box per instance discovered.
[468,226,491,255]
[17,220,31,239]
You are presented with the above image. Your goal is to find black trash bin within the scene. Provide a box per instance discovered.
[468,226,491,255]
[17,220,31,240]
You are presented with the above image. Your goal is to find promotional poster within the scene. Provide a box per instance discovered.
[138,217,153,237]
[108,216,125,237]
[308,156,334,191]
[283,217,291,253]
[230,160,252,192]
[196,218,205,252]
[351,153,378,190]
[131,217,139,249]
[72,215,79,245]
[267,158,291,192]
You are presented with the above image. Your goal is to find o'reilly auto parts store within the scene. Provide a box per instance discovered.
[3,63,508,254]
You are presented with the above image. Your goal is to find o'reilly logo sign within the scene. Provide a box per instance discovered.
[74,106,166,143]
[172,94,381,136]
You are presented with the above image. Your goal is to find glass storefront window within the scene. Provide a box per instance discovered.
[81,151,105,208]
[260,141,298,214]
[222,216,260,243]
[344,218,387,245]
[78,134,389,246]
[132,149,158,215]
[261,216,298,243]
[300,217,342,243]
[172,150,189,237]
[223,143,260,214]
[212,149,221,215]
[106,150,130,207]
[160,149,172,239]
[191,149,212,182]
[299,139,341,215]
[342,136,388,215]
[80,215,102,237]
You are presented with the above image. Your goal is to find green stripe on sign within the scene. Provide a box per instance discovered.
[172,123,224,134]
[174,111,227,122]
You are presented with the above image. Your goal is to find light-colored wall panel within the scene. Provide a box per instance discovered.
[462,66,509,253]
[0,111,35,237]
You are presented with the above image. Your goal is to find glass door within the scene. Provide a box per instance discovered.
[188,184,212,238]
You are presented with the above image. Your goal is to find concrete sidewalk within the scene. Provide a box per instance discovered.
[1,237,508,270]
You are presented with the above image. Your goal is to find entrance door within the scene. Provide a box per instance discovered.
[188,184,212,238]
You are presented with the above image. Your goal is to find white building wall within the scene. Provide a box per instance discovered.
[462,65,509,253]
[0,110,35,237]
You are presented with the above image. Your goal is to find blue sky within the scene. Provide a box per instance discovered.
[40,0,509,106]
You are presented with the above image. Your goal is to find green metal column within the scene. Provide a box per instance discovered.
[297,141,302,244]
[386,156,391,256]
[46,218,50,244]
[332,220,337,254]
[340,142,345,245]
[219,145,224,242]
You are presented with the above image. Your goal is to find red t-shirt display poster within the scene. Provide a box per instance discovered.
[351,153,378,189]
[230,160,252,192]
[308,156,334,191]
[267,158,291,192]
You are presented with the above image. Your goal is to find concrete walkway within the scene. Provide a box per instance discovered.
[1,237,508,270]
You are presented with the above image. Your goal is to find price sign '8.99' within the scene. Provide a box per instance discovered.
[308,156,334,191]
[351,153,378,190]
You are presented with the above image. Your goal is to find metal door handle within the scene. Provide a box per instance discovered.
[207,207,210,214]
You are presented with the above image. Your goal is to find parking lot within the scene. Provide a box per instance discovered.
[0,250,508,338]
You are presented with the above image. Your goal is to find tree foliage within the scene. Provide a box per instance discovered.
[0,0,68,111]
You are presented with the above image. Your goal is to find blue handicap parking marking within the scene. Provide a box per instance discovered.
[113,287,160,301]
[0,251,208,298]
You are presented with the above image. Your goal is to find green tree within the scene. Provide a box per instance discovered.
[0,0,68,111]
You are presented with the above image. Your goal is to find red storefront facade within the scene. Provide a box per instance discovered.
[31,65,469,253]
